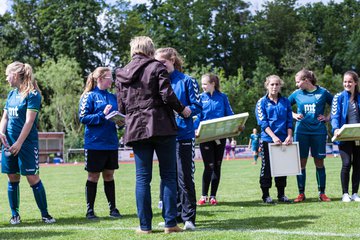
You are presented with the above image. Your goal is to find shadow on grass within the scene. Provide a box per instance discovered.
[216,197,339,207]
[199,215,319,230]
[0,231,70,239]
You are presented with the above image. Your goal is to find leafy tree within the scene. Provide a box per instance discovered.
[35,57,84,148]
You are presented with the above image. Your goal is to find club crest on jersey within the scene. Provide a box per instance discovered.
[315,94,322,100]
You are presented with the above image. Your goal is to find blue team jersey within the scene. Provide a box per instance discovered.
[194,90,234,129]
[250,134,260,148]
[288,86,333,135]
[255,94,293,142]
[79,87,119,150]
[4,89,41,142]
[170,70,202,140]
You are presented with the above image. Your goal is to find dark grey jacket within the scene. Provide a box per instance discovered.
[115,54,185,145]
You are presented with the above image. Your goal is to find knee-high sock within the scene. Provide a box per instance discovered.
[316,167,326,194]
[31,180,48,217]
[297,169,306,194]
[86,180,97,213]
[254,155,258,162]
[8,181,20,216]
[104,180,116,211]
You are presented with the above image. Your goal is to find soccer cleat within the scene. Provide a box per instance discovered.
[342,193,351,203]
[10,215,21,225]
[209,197,218,205]
[86,210,99,220]
[278,195,292,203]
[164,225,183,234]
[293,193,306,203]
[183,221,196,230]
[42,214,56,224]
[263,196,275,204]
[319,193,331,202]
[352,193,360,202]
[109,208,122,218]
[197,196,207,206]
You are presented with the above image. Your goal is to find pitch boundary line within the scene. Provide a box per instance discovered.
[0,225,359,237]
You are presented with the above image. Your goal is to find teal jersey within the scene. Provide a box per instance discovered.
[4,89,41,142]
[288,86,332,135]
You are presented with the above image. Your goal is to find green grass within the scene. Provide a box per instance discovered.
[0,157,358,239]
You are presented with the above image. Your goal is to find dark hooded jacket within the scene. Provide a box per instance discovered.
[115,54,185,146]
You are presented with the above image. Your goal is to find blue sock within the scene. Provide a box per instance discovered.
[8,182,20,217]
[31,180,48,217]
[297,169,306,194]
[254,155,258,162]
[316,167,326,194]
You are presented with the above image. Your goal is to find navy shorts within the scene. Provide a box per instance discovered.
[84,149,119,172]
[294,133,327,159]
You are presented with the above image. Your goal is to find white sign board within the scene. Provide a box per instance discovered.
[195,113,248,144]
[331,123,360,142]
[269,142,301,177]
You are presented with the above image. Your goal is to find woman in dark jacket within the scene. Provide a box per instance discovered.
[115,36,191,234]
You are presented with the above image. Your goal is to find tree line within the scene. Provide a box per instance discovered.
[0,0,358,149]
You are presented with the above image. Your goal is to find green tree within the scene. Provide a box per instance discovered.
[35,57,84,148]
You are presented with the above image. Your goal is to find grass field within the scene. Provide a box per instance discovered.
[0,156,359,239]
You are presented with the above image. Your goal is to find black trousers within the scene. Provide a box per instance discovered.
[339,141,360,194]
[200,139,226,197]
[260,141,287,198]
[176,139,196,224]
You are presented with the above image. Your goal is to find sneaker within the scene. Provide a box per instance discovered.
[342,193,351,202]
[136,228,152,234]
[278,195,292,203]
[197,196,207,206]
[158,222,165,227]
[293,193,306,203]
[158,200,163,209]
[109,208,122,218]
[183,221,196,231]
[209,197,218,205]
[319,193,331,202]
[86,211,99,220]
[263,196,275,204]
[10,215,21,225]
[164,225,183,234]
[42,214,56,224]
[352,193,360,202]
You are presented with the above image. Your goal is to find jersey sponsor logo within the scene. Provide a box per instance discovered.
[304,103,316,113]
[96,100,104,103]
[8,106,19,117]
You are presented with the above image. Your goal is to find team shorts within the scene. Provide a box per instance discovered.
[84,149,119,172]
[1,143,40,175]
[251,144,259,152]
[294,133,327,159]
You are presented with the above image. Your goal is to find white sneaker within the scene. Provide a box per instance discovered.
[352,193,360,202]
[183,221,196,230]
[342,193,351,202]
[158,222,165,227]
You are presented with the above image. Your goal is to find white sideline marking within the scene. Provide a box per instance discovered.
[0,226,360,237]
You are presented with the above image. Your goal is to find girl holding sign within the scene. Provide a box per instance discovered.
[255,75,293,204]
[331,71,360,202]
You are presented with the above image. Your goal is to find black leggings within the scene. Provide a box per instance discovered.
[339,141,360,194]
[199,139,226,197]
